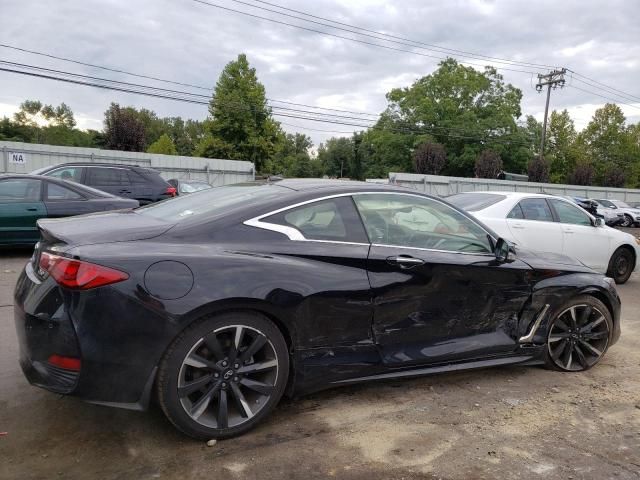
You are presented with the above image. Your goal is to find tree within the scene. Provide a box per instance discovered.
[603,166,625,188]
[147,133,178,155]
[103,103,146,151]
[474,150,503,178]
[413,142,446,174]
[567,163,595,186]
[383,58,524,177]
[528,156,550,182]
[203,54,280,171]
[581,104,628,183]
[317,137,355,177]
[546,110,578,182]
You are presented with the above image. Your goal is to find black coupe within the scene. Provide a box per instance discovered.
[14,180,621,439]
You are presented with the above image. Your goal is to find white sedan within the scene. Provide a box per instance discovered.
[447,192,640,284]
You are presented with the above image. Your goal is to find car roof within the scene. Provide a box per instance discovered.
[0,173,117,197]
[459,191,564,200]
[268,178,409,192]
[35,162,156,172]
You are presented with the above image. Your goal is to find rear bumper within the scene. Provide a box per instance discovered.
[13,261,162,410]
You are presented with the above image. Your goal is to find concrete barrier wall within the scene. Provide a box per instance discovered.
[377,172,640,202]
[0,141,255,187]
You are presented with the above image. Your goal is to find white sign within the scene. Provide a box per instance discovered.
[9,152,27,164]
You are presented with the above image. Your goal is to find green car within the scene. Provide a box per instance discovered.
[0,174,139,246]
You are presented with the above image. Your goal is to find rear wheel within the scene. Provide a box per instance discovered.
[544,296,612,372]
[157,312,289,440]
[607,247,634,284]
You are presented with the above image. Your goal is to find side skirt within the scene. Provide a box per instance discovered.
[331,355,539,385]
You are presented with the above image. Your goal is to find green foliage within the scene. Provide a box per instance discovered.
[383,58,524,177]
[204,54,280,171]
[147,133,178,155]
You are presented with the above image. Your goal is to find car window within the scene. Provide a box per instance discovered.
[47,166,84,182]
[612,200,631,208]
[596,199,615,208]
[353,194,492,254]
[507,204,524,219]
[549,199,592,226]
[263,197,368,243]
[446,193,507,211]
[86,167,130,186]
[518,198,554,222]
[46,182,84,201]
[0,179,41,201]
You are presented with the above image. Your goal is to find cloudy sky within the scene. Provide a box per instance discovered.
[1,0,639,145]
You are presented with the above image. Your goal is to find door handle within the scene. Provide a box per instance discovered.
[511,223,525,229]
[563,228,574,234]
[386,255,425,268]
[26,208,38,211]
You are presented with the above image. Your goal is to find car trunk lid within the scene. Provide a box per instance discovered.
[36,210,174,251]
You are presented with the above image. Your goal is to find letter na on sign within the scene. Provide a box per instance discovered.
[9,152,26,164]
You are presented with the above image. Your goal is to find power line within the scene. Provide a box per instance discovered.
[568,72,640,105]
[0,64,534,146]
[227,0,551,71]
[0,43,380,119]
[248,0,556,69]
[1,60,536,140]
[188,0,541,75]
[567,84,640,112]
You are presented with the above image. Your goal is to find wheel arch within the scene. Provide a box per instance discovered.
[145,299,298,408]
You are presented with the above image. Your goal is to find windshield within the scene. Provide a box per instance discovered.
[180,181,213,194]
[136,184,285,222]
[612,200,631,208]
[446,193,506,211]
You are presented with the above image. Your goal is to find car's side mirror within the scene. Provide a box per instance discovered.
[594,217,605,227]
[494,238,510,263]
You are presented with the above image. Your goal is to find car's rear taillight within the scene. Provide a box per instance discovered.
[48,354,81,371]
[39,252,129,290]
[165,186,177,197]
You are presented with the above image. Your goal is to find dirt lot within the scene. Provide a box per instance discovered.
[1,241,640,480]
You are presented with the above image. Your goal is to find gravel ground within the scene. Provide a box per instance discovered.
[1,236,639,480]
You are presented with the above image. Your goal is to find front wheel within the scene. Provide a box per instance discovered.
[157,312,289,440]
[607,247,634,284]
[620,214,633,227]
[544,295,612,372]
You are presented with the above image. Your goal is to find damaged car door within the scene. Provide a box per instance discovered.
[353,193,532,366]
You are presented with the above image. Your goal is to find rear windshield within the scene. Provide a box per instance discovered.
[446,193,506,212]
[135,184,285,222]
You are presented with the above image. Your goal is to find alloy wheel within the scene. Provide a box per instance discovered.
[178,325,279,429]
[621,215,632,227]
[547,305,610,371]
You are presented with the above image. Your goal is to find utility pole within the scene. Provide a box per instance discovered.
[536,68,567,159]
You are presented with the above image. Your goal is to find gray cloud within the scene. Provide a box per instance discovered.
[1,0,639,145]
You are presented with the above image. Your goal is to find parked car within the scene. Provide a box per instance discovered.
[16,180,621,439]
[588,199,625,227]
[592,198,640,228]
[447,191,639,284]
[0,174,138,246]
[31,163,176,204]
[167,178,213,195]
[559,196,624,227]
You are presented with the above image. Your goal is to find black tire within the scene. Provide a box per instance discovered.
[157,311,289,440]
[607,247,635,284]
[544,295,612,372]
[620,214,633,228]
